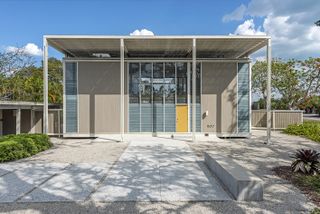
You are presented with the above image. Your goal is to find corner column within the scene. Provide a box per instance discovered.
[43,37,49,134]
[120,38,125,142]
[192,38,197,142]
[266,38,272,144]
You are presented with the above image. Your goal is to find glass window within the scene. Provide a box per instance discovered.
[165,62,175,83]
[153,63,164,104]
[176,62,187,104]
[190,63,201,103]
[141,63,152,104]
[164,63,175,103]
[164,84,176,103]
[129,63,140,104]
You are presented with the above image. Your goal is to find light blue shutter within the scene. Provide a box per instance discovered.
[153,103,164,132]
[65,62,78,133]
[189,103,201,132]
[237,63,250,133]
[164,104,176,132]
[129,104,140,132]
[141,104,153,132]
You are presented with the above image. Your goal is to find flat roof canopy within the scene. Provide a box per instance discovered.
[46,35,269,59]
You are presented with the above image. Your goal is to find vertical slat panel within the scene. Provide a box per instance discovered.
[141,104,153,132]
[251,110,303,129]
[129,104,140,132]
[189,103,201,132]
[165,104,176,132]
[65,62,78,133]
[153,103,164,132]
[237,63,249,133]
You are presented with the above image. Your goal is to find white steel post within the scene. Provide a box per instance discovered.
[57,110,61,137]
[16,108,21,134]
[43,37,49,134]
[266,38,272,144]
[187,63,191,133]
[192,38,196,142]
[120,39,125,142]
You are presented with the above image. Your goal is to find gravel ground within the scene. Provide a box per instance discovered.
[0,131,319,213]
[188,130,320,213]
[22,138,128,163]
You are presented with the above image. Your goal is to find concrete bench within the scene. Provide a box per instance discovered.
[204,152,263,201]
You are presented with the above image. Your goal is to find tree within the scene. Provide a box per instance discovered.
[296,58,320,100]
[47,57,63,103]
[299,96,320,115]
[0,52,63,103]
[252,59,301,109]
[0,47,34,75]
[315,20,320,26]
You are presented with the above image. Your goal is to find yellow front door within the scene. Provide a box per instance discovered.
[176,105,188,132]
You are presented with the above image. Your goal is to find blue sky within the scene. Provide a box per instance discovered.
[0,0,319,60]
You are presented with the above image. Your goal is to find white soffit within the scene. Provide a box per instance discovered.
[46,35,269,58]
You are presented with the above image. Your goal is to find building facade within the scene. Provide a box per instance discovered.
[43,35,271,139]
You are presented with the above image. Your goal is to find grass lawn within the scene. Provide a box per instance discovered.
[283,121,320,143]
[0,134,52,162]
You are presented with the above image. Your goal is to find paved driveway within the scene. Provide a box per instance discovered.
[0,136,230,203]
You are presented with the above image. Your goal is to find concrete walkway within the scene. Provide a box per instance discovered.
[0,136,230,203]
[91,136,231,201]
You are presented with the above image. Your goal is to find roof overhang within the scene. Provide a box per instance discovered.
[45,35,270,59]
[0,101,61,109]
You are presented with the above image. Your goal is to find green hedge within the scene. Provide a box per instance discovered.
[0,134,52,162]
[283,121,320,143]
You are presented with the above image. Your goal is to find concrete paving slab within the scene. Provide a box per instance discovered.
[20,163,111,202]
[91,163,161,202]
[157,152,199,165]
[118,152,159,165]
[0,163,67,203]
[0,164,15,177]
[160,162,231,201]
[92,136,231,202]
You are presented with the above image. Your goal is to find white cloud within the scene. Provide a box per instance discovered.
[233,19,265,35]
[253,55,266,62]
[6,43,42,56]
[222,4,246,22]
[130,29,154,36]
[224,0,320,58]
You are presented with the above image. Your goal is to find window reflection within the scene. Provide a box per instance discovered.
[153,63,164,104]
[141,63,152,104]
[129,63,139,104]
[190,63,201,103]
[164,63,176,103]
[177,62,187,104]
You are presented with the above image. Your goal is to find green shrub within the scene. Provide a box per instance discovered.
[0,134,52,162]
[283,121,320,143]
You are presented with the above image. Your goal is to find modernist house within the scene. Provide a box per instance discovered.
[42,35,272,142]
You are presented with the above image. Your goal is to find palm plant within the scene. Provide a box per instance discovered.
[291,149,320,175]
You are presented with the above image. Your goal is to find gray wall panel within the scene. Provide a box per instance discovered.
[2,110,15,135]
[78,62,123,134]
[202,62,237,133]
[21,109,31,133]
